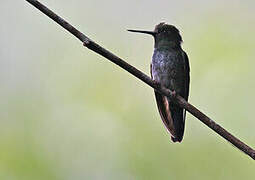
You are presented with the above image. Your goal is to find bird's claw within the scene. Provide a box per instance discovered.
[171,90,177,98]
[153,80,161,88]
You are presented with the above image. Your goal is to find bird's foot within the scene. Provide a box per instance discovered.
[171,90,177,98]
[153,80,161,89]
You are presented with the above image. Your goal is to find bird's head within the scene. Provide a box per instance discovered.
[128,22,182,49]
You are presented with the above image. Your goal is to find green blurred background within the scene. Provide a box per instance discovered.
[1,0,255,179]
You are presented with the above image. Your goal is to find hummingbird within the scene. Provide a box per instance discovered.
[128,22,190,142]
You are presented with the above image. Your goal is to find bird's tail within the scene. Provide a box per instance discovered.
[154,91,185,142]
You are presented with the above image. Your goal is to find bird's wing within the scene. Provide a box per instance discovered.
[150,63,176,138]
[181,51,190,120]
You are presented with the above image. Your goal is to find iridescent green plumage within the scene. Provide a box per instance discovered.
[128,23,190,142]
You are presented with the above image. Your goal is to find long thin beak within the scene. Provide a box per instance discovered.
[127,29,155,36]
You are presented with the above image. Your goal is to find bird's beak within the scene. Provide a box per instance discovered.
[127,29,156,36]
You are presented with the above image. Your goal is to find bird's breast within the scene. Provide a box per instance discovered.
[151,49,184,91]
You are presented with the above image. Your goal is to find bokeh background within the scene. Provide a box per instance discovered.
[1,0,255,179]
